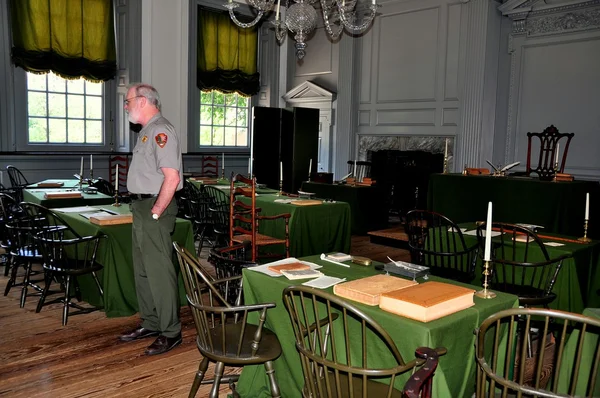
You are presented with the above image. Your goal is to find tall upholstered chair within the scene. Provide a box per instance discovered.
[108,155,129,194]
[475,307,600,397]
[173,243,282,398]
[229,173,290,262]
[347,160,372,182]
[201,155,219,177]
[283,285,446,398]
[405,210,479,283]
[525,125,574,180]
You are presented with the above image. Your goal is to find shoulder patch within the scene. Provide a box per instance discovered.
[155,133,168,148]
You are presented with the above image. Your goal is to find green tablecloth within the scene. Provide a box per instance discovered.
[236,257,519,397]
[24,189,114,208]
[26,179,82,189]
[557,308,600,397]
[427,174,600,238]
[458,224,600,314]
[239,194,352,257]
[188,177,230,189]
[56,205,195,317]
[301,182,388,235]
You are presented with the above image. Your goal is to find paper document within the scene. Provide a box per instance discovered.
[320,253,350,268]
[54,206,94,213]
[302,276,346,289]
[246,257,322,277]
[544,242,565,247]
[447,227,468,233]
[463,230,502,237]
[80,211,114,220]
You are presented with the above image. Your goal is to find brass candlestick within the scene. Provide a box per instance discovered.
[553,162,559,182]
[112,192,121,207]
[443,156,448,174]
[221,168,225,180]
[475,260,496,299]
[578,219,591,243]
[277,180,283,196]
[90,169,94,182]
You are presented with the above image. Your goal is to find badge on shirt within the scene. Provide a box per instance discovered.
[155,133,168,148]
[141,135,148,143]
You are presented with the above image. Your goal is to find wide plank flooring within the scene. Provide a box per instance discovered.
[0,235,409,397]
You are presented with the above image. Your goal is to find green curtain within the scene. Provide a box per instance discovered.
[9,0,117,82]
[197,8,260,97]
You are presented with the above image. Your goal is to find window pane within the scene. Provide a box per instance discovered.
[47,73,66,93]
[237,108,247,126]
[200,105,212,124]
[200,91,212,103]
[225,94,236,106]
[49,119,67,143]
[68,119,85,143]
[67,78,84,94]
[212,126,224,146]
[27,73,46,91]
[200,125,212,145]
[224,127,236,146]
[86,96,102,119]
[28,118,47,143]
[85,80,103,95]
[28,92,47,116]
[236,128,248,146]
[213,106,225,127]
[68,94,85,118]
[237,96,248,107]
[213,92,225,105]
[225,107,236,126]
[86,121,103,143]
[48,93,66,117]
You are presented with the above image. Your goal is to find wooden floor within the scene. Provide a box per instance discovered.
[0,235,409,398]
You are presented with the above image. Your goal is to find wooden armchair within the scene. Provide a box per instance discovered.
[526,125,574,180]
[402,347,443,398]
[405,210,478,283]
[475,222,570,307]
[108,155,129,194]
[201,155,219,177]
[229,174,290,262]
[347,160,372,182]
[173,243,282,398]
[475,307,600,397]
[283,285,446,398]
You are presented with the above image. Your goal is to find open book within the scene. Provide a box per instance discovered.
[486,160,520,173]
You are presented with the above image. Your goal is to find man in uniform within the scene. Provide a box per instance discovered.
[118,83,183,356]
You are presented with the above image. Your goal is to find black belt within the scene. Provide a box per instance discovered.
[129,193,158,200]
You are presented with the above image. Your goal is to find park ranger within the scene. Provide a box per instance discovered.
[119,83,183,356]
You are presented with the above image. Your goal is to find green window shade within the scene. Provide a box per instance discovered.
[10,0,117,82]
[197,8,260,97]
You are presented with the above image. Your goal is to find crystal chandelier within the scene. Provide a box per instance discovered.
[224,0,378,59]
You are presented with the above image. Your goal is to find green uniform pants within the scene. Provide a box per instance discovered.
[131,197,181,337]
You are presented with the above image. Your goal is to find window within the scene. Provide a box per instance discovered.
[199,90,249,147]
[26,72,104,145]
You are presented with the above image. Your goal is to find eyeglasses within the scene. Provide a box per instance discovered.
[124,95,144,105]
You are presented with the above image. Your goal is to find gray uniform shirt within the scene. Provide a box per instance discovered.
[127,113,183,194]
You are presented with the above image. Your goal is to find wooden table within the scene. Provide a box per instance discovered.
[235,256,519,397]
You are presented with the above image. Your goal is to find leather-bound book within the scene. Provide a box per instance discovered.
[333,274,417,306]
[89,214,133,225]
[379,281,475,322]
[267,262,310,274]
[44,191,82,199]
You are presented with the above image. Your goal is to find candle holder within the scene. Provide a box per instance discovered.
[221,168,225,180]
[475,260,496,299]
[277,180,283,196]
[443,156,449,174]
[578,219,592,243]
[89,169,94,182]
[552,162,559,182]
[112,191,121,207]
[78,176,84,192]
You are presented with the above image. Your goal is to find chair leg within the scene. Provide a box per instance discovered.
[62,275,71,326]
[189,357,209,398]
[3,255,10,276]
[36,270,53,313]
[209,361,225,398]
[91,271,104,297]
[19,261,32,308]
[264,360,281,398]
[5,258,20,296]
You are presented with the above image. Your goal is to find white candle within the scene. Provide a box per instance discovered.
[248,158,251,174]
[115,164,119,193]
[555,143,560,166]
[444,138,449,159]
[585,192,589,220]
[80,157,83,178]
[484,202,493,262]
[275,0,280,20]
[222,153,225,171]
[280,161,283,182]
[90,154,93,172]
[309,158,312,176]
[372,0,376,5]
[353,160,357,176]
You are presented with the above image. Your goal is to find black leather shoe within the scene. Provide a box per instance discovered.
[119,326,160,342]
[144,334,182,356]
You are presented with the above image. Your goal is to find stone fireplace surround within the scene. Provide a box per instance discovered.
[358,135,455,171]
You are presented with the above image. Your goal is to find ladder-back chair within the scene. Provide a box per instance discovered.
[201,155,219,178]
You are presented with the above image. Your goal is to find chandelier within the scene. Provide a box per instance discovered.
[224,0,378,59]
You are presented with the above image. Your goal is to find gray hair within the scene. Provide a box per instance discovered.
[127,83,161,111]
